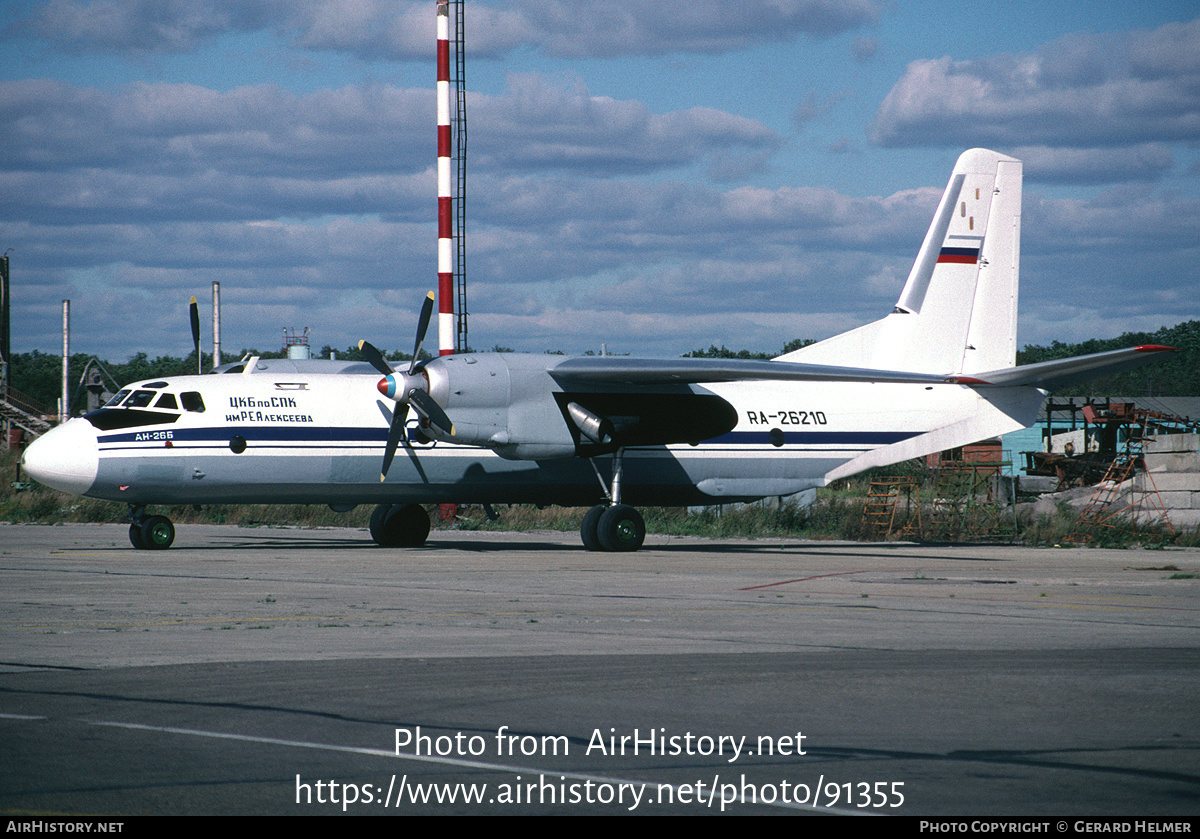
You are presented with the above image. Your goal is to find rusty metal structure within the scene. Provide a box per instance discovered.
[861,478,922,539]
[1064,411,1175,543]
[926,458,1017,540]
[860,451,1017,542]
[1025,399,1199,491]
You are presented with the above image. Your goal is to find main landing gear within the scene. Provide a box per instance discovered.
[370,503,431,547]
[127,506,175,550]
[580,449,647,552]
[580,503,645,552]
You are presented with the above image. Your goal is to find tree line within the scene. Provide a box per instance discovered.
[1013,320,1200,397]
[5,320,1198,414]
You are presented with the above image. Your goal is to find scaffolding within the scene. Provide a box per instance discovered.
[861,478,922,539]
[0,385,52,447]
[926,457,1017,541]
[1065,413,1175,543]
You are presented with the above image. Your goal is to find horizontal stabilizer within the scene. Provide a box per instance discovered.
[967,345,1176,390]
[550,356,973,387]
[824,385,1046,482]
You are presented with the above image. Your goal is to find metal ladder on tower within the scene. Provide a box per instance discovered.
[1066,414,1174,543]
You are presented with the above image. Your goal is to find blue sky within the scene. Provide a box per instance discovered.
[2,0,1198,363]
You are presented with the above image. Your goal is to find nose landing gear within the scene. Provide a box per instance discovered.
[369,503,431,547]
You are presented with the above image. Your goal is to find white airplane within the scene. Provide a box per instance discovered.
[22,149,1173,552]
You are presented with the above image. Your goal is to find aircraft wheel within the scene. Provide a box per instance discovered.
[369,504,392,541]
[580,505,605,551]
[129,522,145,549]
[370,503,430,548]
[597,505,645,552]
[139,515,175,550]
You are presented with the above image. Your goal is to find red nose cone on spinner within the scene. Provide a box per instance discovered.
[377,376,395,398]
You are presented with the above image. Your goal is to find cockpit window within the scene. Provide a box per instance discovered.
[84,409,180,431]
[86,385,203,429]
[181,392,205,413]
[104,389,131,407]
[124,390,156,408]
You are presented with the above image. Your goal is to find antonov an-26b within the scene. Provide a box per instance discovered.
[22,149,1173,551]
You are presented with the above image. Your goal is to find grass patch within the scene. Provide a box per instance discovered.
[454,496,871,541]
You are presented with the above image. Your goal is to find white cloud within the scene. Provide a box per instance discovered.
[1008,144,1175,184]
[871,17,1200,157]
[21,0,281,52]
[11,159,1197,359]
[471,74,780,176]
[486,0,879,59]
[3,7,1197,362]
[0,79,434,179]
[14,0,879,59]
[0,72,785,356]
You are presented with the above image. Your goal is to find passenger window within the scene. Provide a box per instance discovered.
[181,392,205,413]
[154,393,179,410]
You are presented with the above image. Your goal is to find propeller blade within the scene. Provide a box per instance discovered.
[409,388,454,438]
[189,296,201,374]
[410,291,435,373]
[367,292,450,480]
[380,403,409,481]
[357,340,394,377]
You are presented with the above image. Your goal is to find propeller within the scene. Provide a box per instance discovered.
[189,296,201,374]
[360,292,455,481]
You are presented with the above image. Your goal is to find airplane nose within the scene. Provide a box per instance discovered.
[21,418,100,496]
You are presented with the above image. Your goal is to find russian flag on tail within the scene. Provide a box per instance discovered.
[937,246,980,264]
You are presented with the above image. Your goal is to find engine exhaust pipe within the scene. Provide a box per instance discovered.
[567,402,614,445]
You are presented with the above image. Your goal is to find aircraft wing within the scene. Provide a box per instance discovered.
[550,356,971,386]
[965,345,1176,390]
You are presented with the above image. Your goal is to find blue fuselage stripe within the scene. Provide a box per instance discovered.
[98,426,384,444]
[98,426,920,448]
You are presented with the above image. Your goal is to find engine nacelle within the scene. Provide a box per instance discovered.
[415,352,738,460]
[421,353,578,459]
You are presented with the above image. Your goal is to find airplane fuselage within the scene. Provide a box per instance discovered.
[33,356,1037,511]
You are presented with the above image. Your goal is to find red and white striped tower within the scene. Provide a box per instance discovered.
[436,0,454,355]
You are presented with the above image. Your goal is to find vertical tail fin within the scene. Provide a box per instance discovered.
[778,149,1022,375]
